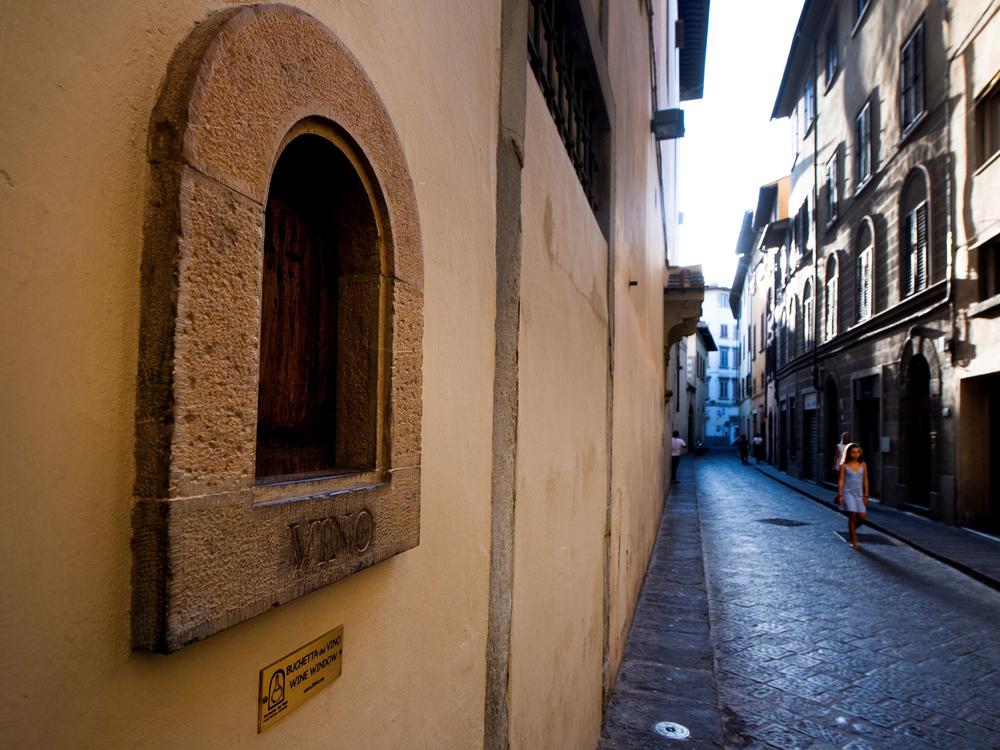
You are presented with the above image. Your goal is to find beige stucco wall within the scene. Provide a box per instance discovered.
[605,0,672,684]
[1,0,687,746]
[0,1,498,747]
[508,74,610,750]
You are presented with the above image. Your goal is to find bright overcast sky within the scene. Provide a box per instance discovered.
[676,0,803,287]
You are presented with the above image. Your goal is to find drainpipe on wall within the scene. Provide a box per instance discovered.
[794,28,821,393]
[938,0,958,522]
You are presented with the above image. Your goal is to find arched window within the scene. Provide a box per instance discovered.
[901,169,929,297]
[791,295,800,357]
[131,6,424,651]
[256,130,381,480]
[856,219,874,323]
[779,308,788,365]
[824,254,839,340]
[804,280,814,349]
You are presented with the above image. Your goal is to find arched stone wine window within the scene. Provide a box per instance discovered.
[132,5,423,652]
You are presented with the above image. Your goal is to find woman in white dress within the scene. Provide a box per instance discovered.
[836,443,869,549]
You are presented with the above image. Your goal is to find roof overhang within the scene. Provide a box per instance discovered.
[696,321,718,352]
[735,210,755,256]
[678,0,711,101]
[762,218,790,248]
[771,0,826,119]
[754,184,778,230]
[664,264,706,349]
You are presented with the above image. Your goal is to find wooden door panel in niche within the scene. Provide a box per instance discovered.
[256,134,380,481]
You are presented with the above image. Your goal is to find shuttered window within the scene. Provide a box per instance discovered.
[856,101,872,187]
[824,256,838,341]
[900,22,926,134]
[791,296,800,357]
[857,245,873,322]
[804,282,814,349]
[825,152,839,225]
[857,248,873,320]
[902,202,929,297]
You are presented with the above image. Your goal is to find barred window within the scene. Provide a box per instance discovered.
[528,0,610,222]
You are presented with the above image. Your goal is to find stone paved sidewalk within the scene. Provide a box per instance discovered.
[599,458,724,749]
[748,456,1000,592]
[600,452,1000,750]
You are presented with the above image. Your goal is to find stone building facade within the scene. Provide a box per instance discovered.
[756,0,999,530]
[950,1,1000,533]
[700,285,741,445]
[0,1,708,747]
[689,321,717,447]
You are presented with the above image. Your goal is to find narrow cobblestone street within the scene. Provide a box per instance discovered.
[603,452,1000,749]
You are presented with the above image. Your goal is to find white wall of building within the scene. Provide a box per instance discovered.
[701,286,741,445]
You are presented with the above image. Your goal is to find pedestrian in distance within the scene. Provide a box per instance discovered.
[833,431,850,477]
[752,432,764,464]
[670,430,686,484]
[736,433,749,465]
[836,443,869,550]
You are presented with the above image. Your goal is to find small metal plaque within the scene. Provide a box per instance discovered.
[258,625,344,733]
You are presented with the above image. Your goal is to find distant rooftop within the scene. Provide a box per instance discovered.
[666,265,706,292]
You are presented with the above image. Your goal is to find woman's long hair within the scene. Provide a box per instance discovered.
[842,442,864,464]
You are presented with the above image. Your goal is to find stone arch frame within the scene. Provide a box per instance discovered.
[132,4,423,652]
[898,164,932,298]
[898,332,942,397]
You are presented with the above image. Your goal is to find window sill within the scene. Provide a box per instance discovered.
[850,4,872,38]
[824,69,839,94]
[854,175,874,198]
[968,294,1000,319]
[974,148,1000,176]
[898,110,928,147]
[254,469,386,506]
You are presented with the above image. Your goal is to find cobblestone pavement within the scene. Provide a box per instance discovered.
[698,452,1000,750]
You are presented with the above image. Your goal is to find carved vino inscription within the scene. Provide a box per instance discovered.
[289,509,375,572]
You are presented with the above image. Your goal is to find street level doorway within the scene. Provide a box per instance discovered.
[901,354,932,509]
[824,379,840,485]
[853,375,880,498]
[958,373,1000,533]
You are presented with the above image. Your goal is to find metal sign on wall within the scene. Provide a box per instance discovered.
[258,626,344,733]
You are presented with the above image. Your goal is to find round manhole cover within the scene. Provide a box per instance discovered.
[652,721,690,740]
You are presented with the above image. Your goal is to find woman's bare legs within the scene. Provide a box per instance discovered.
[848,512,859,549]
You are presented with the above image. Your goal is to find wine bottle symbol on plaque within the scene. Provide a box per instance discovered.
[267,670,286,710]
